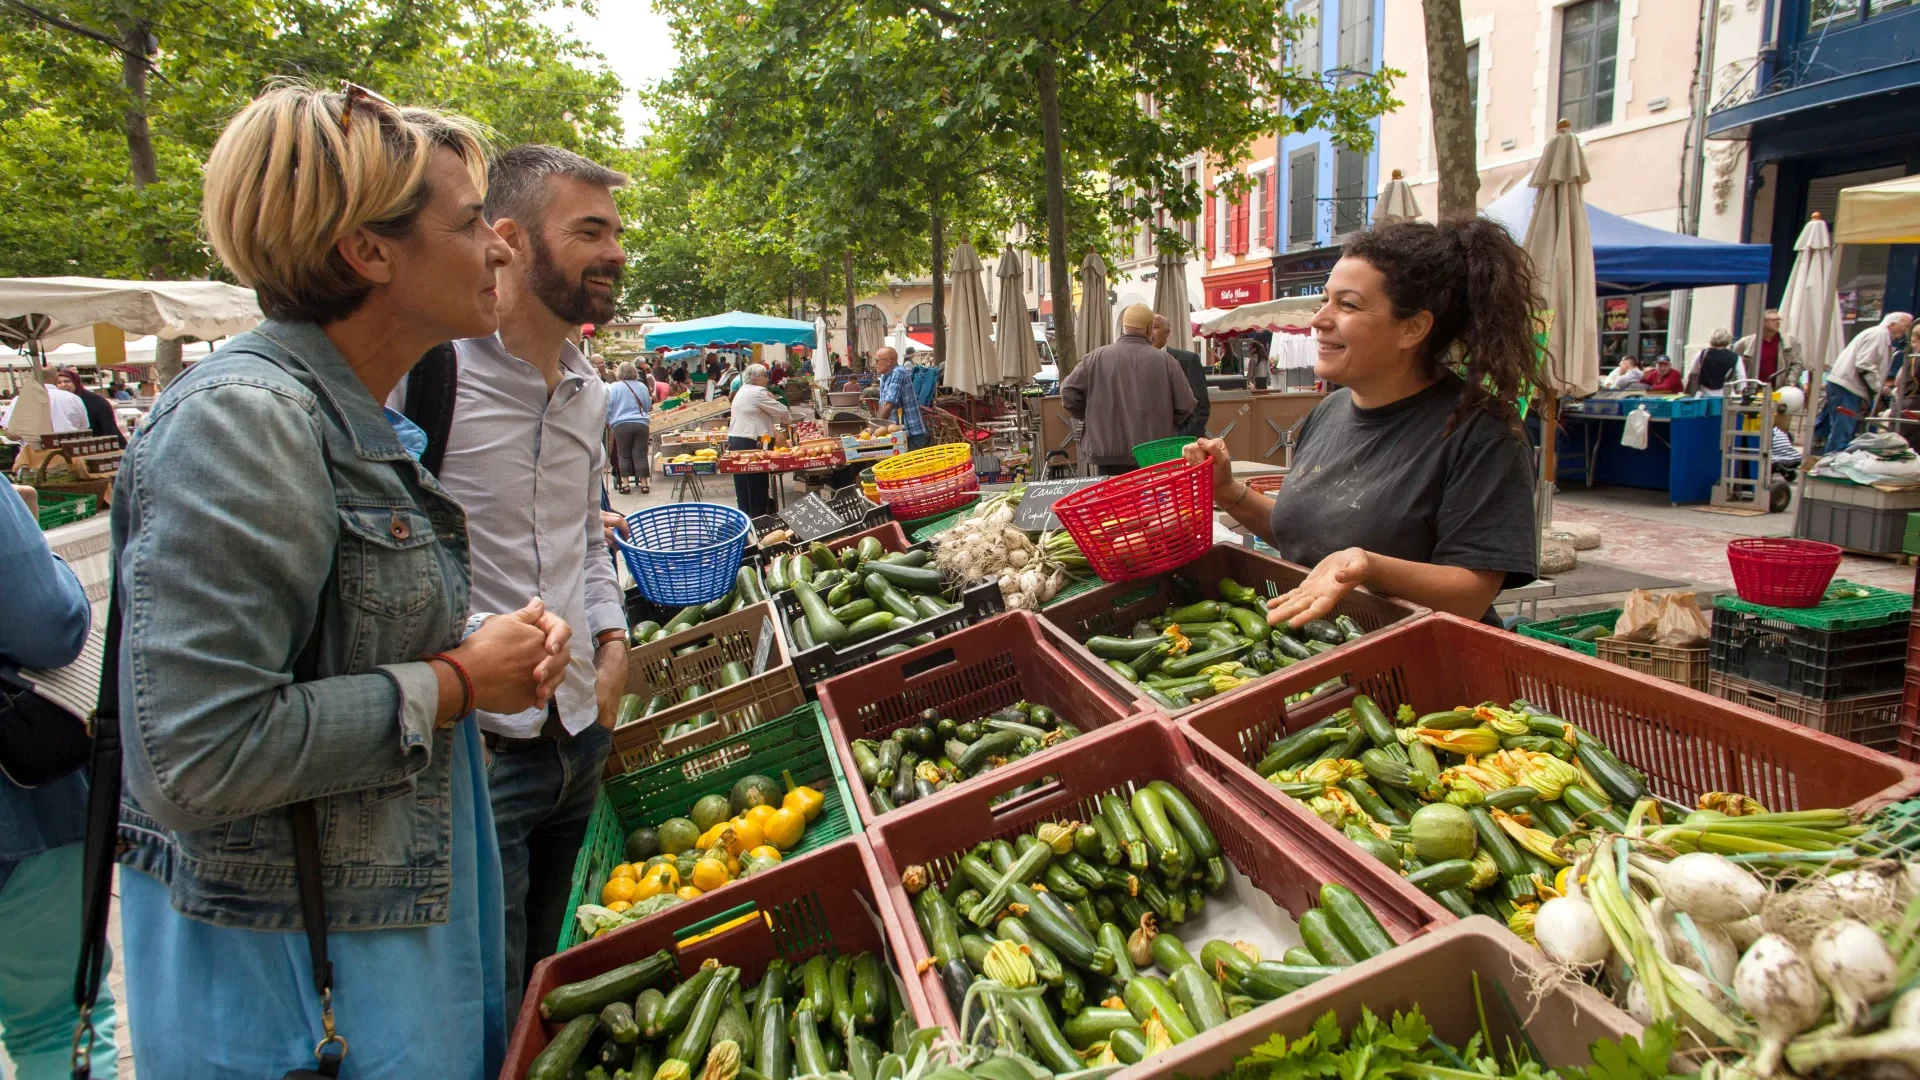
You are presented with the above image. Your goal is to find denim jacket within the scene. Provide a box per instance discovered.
[111,320,472,931]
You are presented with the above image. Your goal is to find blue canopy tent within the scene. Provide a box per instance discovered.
[1484,185,1772,295]
[644,311,818,349]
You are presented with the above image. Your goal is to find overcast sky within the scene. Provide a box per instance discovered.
[538,2,681,140]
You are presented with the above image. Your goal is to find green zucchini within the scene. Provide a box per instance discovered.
[864,560,945,592]
[1121,975,1194,1043]
[995,916,1064,986]
[539,949,676,1020]
[1319,883,1395,959]
[617,693,646,726]
[1160,642,1250,678]
[1148,780,1224,887]
[1130,786,1191,880]
[1333,614,1366,641]
[1097,921,1136,986]
[792,581,848,646]
[755,997,792,1080]
[1200,940,1256,985]
[851,954,885,1027]
[1010,882,1113,974]
[663,604,706,635]
[1574,739,1648,806]
[790,616,816,652]
[666,965,737,1065]
[738,565,769,604]
[1105,659,1139,683]
[1084,634,1172,660]
[955,730,1022,775]
[1254,716,1344,775]
[797,955,832,1018]
[1562,784,1628,832]
[599,1000,641,1044]
[1300,619,1344,645]
[1170,963,1229,1032]
[828,953,856,1037]
[1109,1027,1149,1064]
[1101,793,1150,871]
[636,987,670,1038]
[1149,931,1197,972]
[863,574,922,620]
[1351,695,1399,750]
[528,1014,599,1080]
[1239,962,1344,1000]
[1063,1006,1140,1050]
[791,1007,829,1078]
[1297,908,1358,966]
[842,611,897,643]
[1405,858,1477,893]
[1223,606,1270,642]
[1270,632,1314,661]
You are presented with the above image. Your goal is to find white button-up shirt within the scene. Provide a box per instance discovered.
[392,335,625,737]
[727,383,791,439]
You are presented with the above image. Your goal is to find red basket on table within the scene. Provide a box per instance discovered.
[876,459,979,519]
[1728,538,1843,608]
[1052,457,1214,582]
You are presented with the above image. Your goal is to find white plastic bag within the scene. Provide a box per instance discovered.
[1621,405,1651,450]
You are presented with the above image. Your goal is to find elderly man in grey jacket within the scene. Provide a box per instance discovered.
[1061,303,1197,475]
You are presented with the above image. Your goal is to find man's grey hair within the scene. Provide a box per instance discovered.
[1709,329,1733,347]
[485,144,629,225]
[1151,314,1170,329]
[617,361,637,380]
[744,363,769,384]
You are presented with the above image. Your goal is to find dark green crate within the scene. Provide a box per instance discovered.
[35,490,97,530]
[1516,609,1620,658]
[1713,579,1911,632]
[558,702,857,951]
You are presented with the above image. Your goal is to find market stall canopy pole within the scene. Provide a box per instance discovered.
[1152,251,1193,352]
[1835,173,1920,244]
[1522,120,1598,552]
[1374,170,1423,225]
[1074,250,1113,362]
[813,317,831,380]
[1780,214,1844,464]
[994,246,1040,384]
[943,241,994,393]
[643,310,821,350]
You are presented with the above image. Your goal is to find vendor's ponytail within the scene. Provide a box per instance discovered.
[1341,216,1546,434]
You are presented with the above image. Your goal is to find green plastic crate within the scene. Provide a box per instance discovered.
[557,702,857,951]
[1042,574,1104,609]
[903,495,980,542]
[1713,579,1912,633]
[1905,513,1920,556]
[1517,609,1620,658]
[1131,435,1196,467]
[35,490,97,530]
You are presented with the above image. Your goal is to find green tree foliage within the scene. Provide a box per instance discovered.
[0,0,626,279]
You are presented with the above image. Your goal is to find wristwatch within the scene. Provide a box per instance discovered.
[595,628,628,648]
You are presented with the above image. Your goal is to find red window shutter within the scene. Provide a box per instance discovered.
[1204,192,1217,260]
[1231,197,1249,255]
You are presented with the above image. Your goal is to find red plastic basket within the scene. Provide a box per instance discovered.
[1178,614,1920,866]
[1051,457,1215,582]
[1728,538,1843,608]
[865,716,1454,1035]
[877,459,980,520]
[815,610,1146,828]
[504,837,930,1079]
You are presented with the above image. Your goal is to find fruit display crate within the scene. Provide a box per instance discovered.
[1038,542,1427,718]
[34,489,98,530]
[1707,671,1904,755]
[755,520,913,577]
[751,485,892,560]
[1178,613,1920,872]
[771,575,1006,689]
[609,602,806,776]
[815,610,1146,828]
[841,430,909,462]
[507,836,930,1080]
[1709,585,1911,700]
[865,717,1455,1036]
[1515,608,1618,658]
[559,702,859,952]
[660,458,719,475]
[1123,915,1636,1078]
[1597,635,1709,692]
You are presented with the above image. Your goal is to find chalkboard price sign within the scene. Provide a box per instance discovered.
[1011,475,1107,531]
[784,493,848,541]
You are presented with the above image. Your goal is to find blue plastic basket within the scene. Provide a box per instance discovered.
[616,503,750,606]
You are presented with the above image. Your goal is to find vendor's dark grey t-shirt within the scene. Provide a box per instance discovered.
[1269,373,1538,597]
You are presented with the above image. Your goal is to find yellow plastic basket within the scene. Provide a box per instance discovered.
[872,442,971,483]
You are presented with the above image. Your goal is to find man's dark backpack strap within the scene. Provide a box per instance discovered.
[403,342,460,477]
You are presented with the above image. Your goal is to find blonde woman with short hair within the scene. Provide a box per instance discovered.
[107,84,571,1079]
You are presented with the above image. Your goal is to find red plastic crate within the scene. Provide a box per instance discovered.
[1125,917,1637,1078]
[864,717,1455,1036]
[1038,542,1427,718]
[1180,614,1920,862]
[816,610,1147,828]
[504,837,928,1080]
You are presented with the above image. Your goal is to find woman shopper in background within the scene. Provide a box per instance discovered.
[107,84,570,1079]
[607,360,652,494]
[1685,329,1746,397]
[1186,218,1540,625]
[727,363,791,516]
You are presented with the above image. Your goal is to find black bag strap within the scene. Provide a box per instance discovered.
[403,342,460,478]
[72,584,344,1078]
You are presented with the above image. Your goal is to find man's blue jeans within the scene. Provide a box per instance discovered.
[1815,380,1866,454]
[907,433,933,451]
[486,719,610,1020]
[0,844,117,1078]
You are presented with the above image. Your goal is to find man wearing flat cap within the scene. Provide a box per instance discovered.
[1061,303,1197,476]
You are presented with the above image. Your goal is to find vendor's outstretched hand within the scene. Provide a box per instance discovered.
[1268,547,1369,629]
[1182,437,1233,497]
